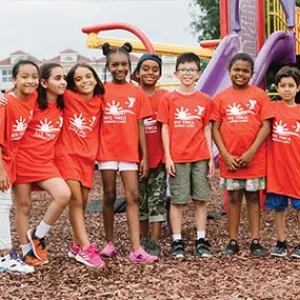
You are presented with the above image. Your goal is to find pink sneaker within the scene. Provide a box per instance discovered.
[129,246,159,263]
[68,242,80,259]
[100,241,117,258]
[75,243,105,267]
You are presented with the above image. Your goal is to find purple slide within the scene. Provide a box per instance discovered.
[250,31,296,86]
[196,33,241,97]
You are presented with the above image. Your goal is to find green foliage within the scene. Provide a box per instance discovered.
[189,0,220,41]
[297,0,300,7]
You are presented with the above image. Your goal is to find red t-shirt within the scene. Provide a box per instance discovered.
[0,92,37,183]
[55,90,102,188]
[144,89,168,168]
[267,101,300,198]
[97,82,152,163]
[157,90,211,163]
[211,85,273,179]
[16,102,63,183]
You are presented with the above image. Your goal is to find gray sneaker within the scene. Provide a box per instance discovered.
[141,237,161,257]
[171,239,185,258]
[291,245,300,259]
[270,240,287,257]
[195,238,212,257]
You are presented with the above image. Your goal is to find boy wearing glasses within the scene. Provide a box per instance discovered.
[157,52,215,258]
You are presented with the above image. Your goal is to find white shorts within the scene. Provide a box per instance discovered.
[98,161,138,172]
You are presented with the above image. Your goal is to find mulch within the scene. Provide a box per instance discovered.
[1,170,300,300]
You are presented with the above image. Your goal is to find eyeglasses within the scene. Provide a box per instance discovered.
[177,68,199,74]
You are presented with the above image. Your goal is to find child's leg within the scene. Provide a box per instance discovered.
[148,165,166,241]
[101,170,117,243]
[67,179,90,249]
[194,201,207,235]
[227,191,244,240]
[37,178,71,228]
[120,170,140,251]
[0,189,12,255]
[170,204,183,236]
[13,184,32,245]
[139,176,149,238]
[244,191,260,240]
[275,210,286,241]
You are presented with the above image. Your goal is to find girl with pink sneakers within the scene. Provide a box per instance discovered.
[97,43,159,263]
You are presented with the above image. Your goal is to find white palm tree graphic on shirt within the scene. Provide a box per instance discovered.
[175,107,201,120]
[105,100,135,116]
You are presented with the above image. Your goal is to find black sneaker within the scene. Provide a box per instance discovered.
[222,239,239,256]
[250,238,266,257]
[141,237,161,257]
[270,240,287,257]
[291,244,300,259]
[195,238,212,257]
[171,239,185,258]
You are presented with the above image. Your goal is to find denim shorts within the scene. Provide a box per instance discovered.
[265,193,300,210]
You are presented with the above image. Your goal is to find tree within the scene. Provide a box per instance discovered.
[190,0,300,42]
[189,0,219,41]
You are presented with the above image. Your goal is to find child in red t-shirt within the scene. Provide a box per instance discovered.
[211,53,273,257]
[132,54,167,257]
[157,52,215,258]
[265,66,300,258]
[0,60,39,274]
[55,63,105,267]
[11,63,71,266]
[97,43,158,263]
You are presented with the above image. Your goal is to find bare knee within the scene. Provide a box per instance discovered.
[245,191,259,204]
[53,189,71,207]
[229,191,243,205]
[125,189,139,205]
[103,188,116,205]
[16,197,32,216]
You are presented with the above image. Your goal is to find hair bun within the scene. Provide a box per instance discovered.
[121,42,133,53]
[102,43,111,56]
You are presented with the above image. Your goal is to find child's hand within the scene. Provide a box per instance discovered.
[237,150,255,168]
[139,158,149,179]
[165,157,176,177]
[223,154,240,172]
[207,158,215,178]
[0,93,8,106]
[0,169,10,191]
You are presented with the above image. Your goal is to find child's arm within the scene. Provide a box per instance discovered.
[162,123,175,176]
[0,147,10,191]
[138,119,148,179]
[203,124,215,178]
[0,94,8,106]
[238,119,272,168]
[212,121,240,172]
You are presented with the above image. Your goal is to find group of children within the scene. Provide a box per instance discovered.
[0,43,299,275]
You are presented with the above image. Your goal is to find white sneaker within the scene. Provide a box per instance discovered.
[0,250,34,274]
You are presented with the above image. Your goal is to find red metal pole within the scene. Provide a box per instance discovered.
[256,0,265,53]
[220,0,229,38]
[82,22,155,53]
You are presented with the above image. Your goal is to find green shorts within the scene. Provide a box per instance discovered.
[220,177,266,192]
[169,160,211,205]
[139,164,167,222]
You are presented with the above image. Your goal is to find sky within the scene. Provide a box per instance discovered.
[0,0,200,60]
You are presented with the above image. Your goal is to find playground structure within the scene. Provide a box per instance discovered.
[81,0,300,97]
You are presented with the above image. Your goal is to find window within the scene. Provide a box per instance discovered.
[1,69,12,83]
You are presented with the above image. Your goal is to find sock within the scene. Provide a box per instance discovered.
[172,234,182,241]
[197,231,206,240]
[21,243,32,256]
[35,220,52,239]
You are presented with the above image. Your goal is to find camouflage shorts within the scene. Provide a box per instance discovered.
[220,177,266,192]
[139,164,167,222]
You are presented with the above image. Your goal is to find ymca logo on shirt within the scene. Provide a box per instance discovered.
[174,105,204,128]
[226,99,257,123]
[69,113,97,138]
[144,113,158,134]
[11,111,34,141]
[272,120,300,144]
[34,117,63,140]
[103,98,136,124]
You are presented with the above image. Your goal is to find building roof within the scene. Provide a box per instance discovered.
[10,50,27,55]
[59,48,78,54]
[44,54,93,64]
[0,51,43,66]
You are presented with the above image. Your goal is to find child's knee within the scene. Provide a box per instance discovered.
[103,188,116,203]
[70,196,84,207]
[245,192,259,203]
[54,189,71,207]
[125,189,139,204]
[16,197,32,215]
[229,191,243,204]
